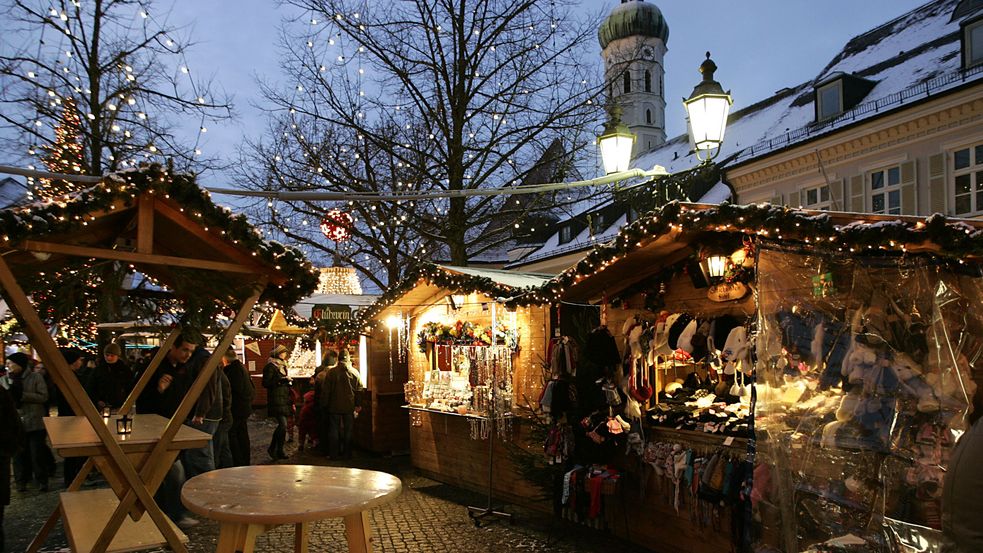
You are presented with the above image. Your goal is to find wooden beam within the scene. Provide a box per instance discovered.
[137,194,154,254]
[0,255,188,553]
[104,281,265,538]
[153,199,281,281]
[18,240,256,274]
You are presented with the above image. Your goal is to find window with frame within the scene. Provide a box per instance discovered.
[869,165,902,215]
[953,143,983,215]
[559,225,573,244]
[816,81,843,121]
[623,72,631,94]
[644,70,652,92]
[590,212,607,234]
[801,184,831,210]
[964,18,983,68]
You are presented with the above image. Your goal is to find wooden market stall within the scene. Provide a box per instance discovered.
[351,264,553,505]
[0,165,315,553]
[530,201,983,553]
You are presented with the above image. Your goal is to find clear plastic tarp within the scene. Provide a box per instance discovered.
[753,244,980,553]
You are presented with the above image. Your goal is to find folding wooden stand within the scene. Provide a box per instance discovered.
[0,190,298,553]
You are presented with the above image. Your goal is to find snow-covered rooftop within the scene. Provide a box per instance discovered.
[438,265,553,289]
[512,0,978,268]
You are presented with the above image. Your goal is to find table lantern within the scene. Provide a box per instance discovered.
[116,413,133,435]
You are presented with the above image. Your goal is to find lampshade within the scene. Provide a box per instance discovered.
[684,53,732,157]
[597,103,635,174]
[705,255,728,279]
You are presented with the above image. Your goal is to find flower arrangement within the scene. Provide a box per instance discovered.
[417,320,520,352]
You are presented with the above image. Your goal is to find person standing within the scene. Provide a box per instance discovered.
[943,415,983,552]
[314,349,338,456]
[212,367,233,469]
[135,334,205,529]
[0,373,24,552]
[262,344,292,460]
[90,342,133,412]
[222,348,254,466]
[322,348,363,460]
[8,352,50,492]
[53,348,88,488]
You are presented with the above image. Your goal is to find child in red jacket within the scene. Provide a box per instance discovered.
[297,379,318,452]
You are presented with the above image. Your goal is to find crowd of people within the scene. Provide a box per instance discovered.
[0,334,365,547]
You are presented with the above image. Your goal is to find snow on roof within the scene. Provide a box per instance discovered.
[438,265,553,289]
[512,0,973,268]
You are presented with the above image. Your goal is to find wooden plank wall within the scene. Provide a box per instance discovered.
[354,329,410,454]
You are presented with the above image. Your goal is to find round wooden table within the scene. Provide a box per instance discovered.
[181,465,402,553]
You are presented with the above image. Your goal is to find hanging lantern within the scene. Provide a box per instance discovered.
[320,209,353,242]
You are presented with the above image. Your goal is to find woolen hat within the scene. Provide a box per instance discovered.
[270,344,289,357]
[6,352,31,371]
[667,313,693,351]
[104,342,122,357]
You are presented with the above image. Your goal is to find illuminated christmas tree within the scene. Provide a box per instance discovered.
[36,98,86,201]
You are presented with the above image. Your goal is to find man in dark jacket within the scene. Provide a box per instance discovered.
[322,348,363,460]
[313,349,338,456]
[90,342,133,411]
[262,344,292,460]
[222,348,254,466]
[135,333,212,529]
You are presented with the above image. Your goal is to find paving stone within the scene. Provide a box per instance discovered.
[5,413,653,553]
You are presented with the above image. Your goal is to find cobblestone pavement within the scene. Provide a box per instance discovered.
[5,415,654,553]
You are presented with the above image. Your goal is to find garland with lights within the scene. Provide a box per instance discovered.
[0,164,317,340]
[415,320,519,353]
[515,201,983,305]
[330,263,537,336]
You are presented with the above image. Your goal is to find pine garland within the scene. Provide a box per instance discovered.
[0,164,317,340]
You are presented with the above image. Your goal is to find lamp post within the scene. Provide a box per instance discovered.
[684,52,732,163]
[597,104,636,174]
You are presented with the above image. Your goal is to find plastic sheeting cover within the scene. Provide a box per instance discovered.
[752,244,981,553]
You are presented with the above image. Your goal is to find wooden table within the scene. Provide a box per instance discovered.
[181,465,402,553]
[38,414,211,553]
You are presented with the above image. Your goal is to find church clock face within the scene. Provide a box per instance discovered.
[641,46,655,60]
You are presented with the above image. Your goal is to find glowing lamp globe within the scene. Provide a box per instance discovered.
[597,104,635,174]
[684,52,732,161]
[320,209,353,242]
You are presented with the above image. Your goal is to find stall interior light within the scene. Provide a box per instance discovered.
[705,255,728,279]
[385,314,402,330]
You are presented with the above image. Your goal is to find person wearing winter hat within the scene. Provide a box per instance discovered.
[90,342,133,412]
[314,349,339,456]
[321,348,363,460]
[7,352,50,492]
[262,344,292,460]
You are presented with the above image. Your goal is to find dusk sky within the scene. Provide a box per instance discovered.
[51,0,933,188]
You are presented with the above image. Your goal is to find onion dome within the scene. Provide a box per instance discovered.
[598,0,669,49]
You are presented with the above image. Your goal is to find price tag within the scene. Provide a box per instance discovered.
[723,436,735,446]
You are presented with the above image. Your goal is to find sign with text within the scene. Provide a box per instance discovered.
[311,304,354,322]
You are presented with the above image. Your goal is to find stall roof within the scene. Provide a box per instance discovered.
[0,164,317,329]
[546,202,983,303]
[438,265,553,289]
[293,293,380,319]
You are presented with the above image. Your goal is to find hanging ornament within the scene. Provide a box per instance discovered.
[320,209,354,242]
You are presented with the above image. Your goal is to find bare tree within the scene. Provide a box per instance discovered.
[241,0,607,279]
[0,0,233,186]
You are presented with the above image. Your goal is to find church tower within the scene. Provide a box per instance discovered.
[599,0,669,158]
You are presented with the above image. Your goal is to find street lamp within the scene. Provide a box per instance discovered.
[597,104,635,174]
[684,52,732,163]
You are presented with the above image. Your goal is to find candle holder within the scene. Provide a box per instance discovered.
[116,413,132,435]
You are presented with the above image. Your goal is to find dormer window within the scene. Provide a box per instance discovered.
[559,225,573,244]
[816,81,842,121]
[813,72,876,123]
[962,16,983,68]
